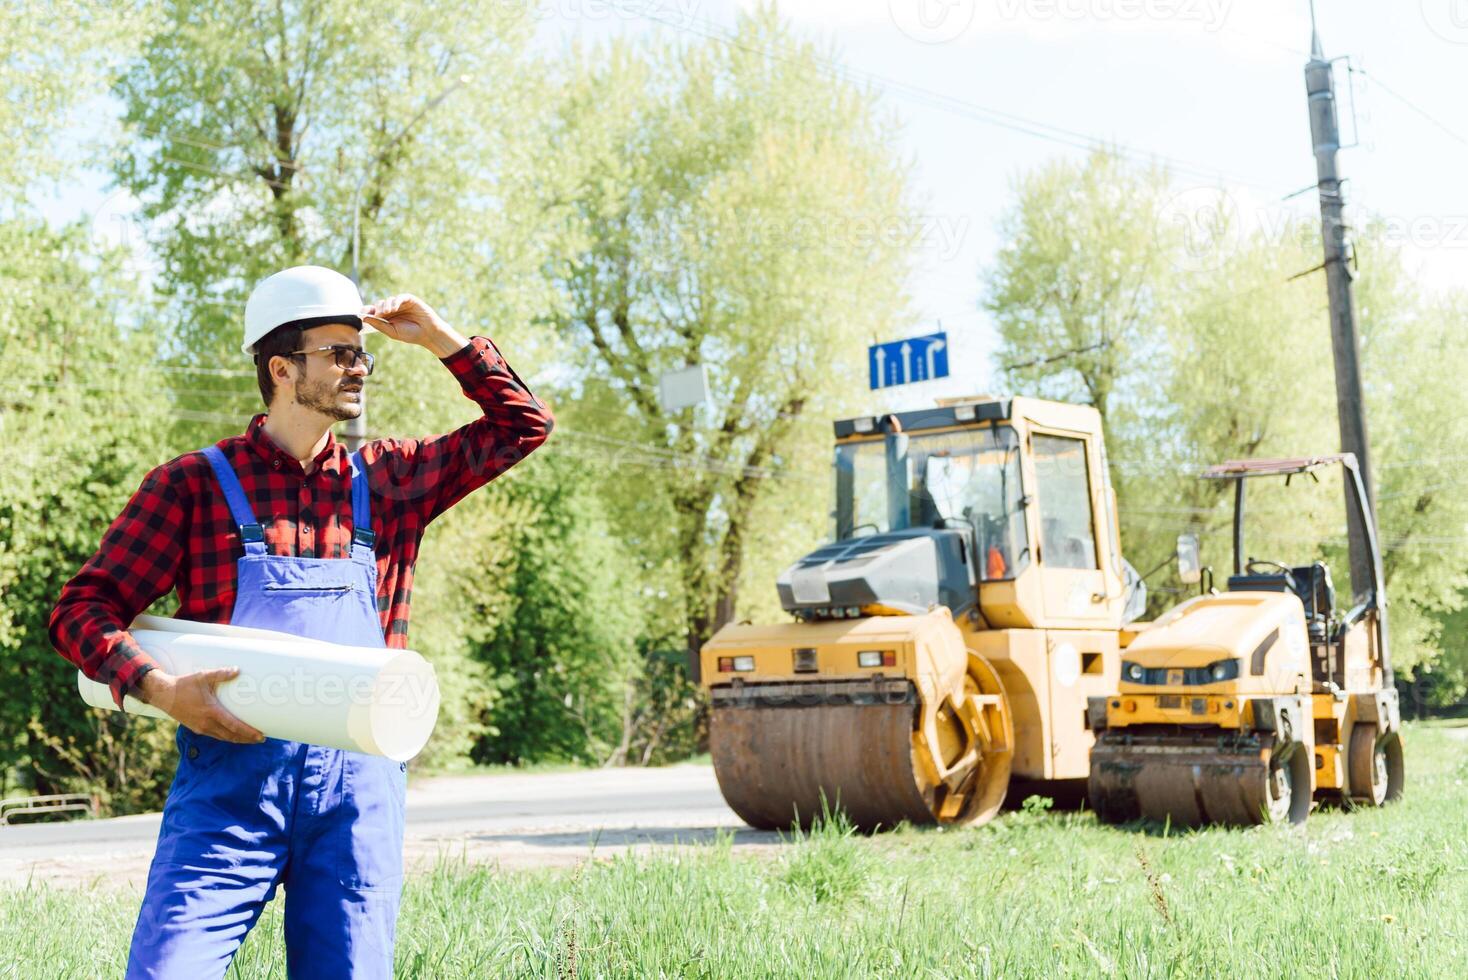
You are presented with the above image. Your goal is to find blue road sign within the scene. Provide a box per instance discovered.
[868,331,949,390]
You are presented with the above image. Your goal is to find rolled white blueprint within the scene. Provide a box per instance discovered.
[77,615,440,761]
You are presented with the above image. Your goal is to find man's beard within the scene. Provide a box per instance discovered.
[294,374,362,421]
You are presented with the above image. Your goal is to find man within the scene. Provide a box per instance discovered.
[49,265,553,977]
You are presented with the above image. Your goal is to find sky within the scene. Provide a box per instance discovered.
[41,1,1468,413]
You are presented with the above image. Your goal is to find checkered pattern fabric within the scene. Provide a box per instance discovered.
[49,336,553,707]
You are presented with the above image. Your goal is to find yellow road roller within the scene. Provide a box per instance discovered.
[1088,454,1404,826]
[700,396,1146,830]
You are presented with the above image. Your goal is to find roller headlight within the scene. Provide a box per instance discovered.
[1125,662,1144,682]
[1206,659,1240,682]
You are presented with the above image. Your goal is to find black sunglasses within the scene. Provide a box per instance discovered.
[286,345,375,375]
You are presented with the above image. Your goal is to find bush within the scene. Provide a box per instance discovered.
[459,454,646,766]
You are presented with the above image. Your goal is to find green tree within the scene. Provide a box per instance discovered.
[458,455,644,766]
[984,149,1175,426]
[1352,232,1468,675]
[1161,218,1468,674]
[0,0,176,810]
[1,0,153,211]
[109,0,547,388]
[537,8,914,678]
[1416,593,1468,714]
[1145,217,1335,604]
[0,220,177,811]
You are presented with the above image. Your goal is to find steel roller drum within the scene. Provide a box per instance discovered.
[709,654,1013,832]
[1089,732,1310,827]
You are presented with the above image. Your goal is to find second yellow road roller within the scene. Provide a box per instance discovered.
[1087,454,1404,826]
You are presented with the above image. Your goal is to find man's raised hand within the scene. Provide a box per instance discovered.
[361,293,468,357]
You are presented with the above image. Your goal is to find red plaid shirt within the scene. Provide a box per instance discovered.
[49,336,553,707]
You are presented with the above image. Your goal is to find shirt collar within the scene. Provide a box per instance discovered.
[245,414,347,476]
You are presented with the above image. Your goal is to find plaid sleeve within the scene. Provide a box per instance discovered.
[48,462,188,708]
[363,335,554,523]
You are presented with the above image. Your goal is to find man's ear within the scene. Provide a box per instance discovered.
[270,354,298,387]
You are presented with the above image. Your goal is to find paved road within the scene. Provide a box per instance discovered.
[0,764,781,888]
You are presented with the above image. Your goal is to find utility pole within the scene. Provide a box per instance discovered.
[1305,6,1376,599]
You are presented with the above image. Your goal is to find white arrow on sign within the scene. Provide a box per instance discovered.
[925,337,946,380]
[897,342,910,385]
[874,346,886,388]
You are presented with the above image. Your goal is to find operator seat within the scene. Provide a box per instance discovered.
[1225,570,1293,594]
[1289,562,1336,645]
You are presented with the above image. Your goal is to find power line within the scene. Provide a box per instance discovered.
[6,378,826,483]
[87,360,256,379]
[1001,341,1110,373]
[26,369,1468,468]
[2,272,279,310]
[552,427,822,483]
[622,3,1294,197]
[121,122,307,171]
[153,154,291,191]
[28,372,1468,487]
[11,379,253,399]
[1351,66,1468,152]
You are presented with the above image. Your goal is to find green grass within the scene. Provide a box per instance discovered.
[3,723,1465,978]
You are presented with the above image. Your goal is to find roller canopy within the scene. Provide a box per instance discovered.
[1202,454,1356,479]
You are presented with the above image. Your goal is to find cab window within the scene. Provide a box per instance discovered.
[1033,434,1097,570]
[909,425,1030,581]
[834,440,889,538]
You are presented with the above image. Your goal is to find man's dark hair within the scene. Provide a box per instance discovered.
[253,323,305,407]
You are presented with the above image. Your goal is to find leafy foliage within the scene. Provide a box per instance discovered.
[0,0,153,210]
[986,149,1175,423]
[537,7,914,672]
[985,150,1468,678]
[0,220,177,810]
[460,455,644,767]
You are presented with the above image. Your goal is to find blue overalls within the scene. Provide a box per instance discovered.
[125,446,407,979]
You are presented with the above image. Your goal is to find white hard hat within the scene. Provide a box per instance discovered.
[242,265,368,355]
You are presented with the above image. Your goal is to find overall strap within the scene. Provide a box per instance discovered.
[348,450,376,562]
[200,446,267,556]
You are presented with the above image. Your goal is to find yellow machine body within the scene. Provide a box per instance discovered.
[1110,592,1311,720]
[701,396,1131,830]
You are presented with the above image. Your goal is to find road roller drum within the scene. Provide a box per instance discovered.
[708,647,1014,831]
[1089,731,1311,826]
